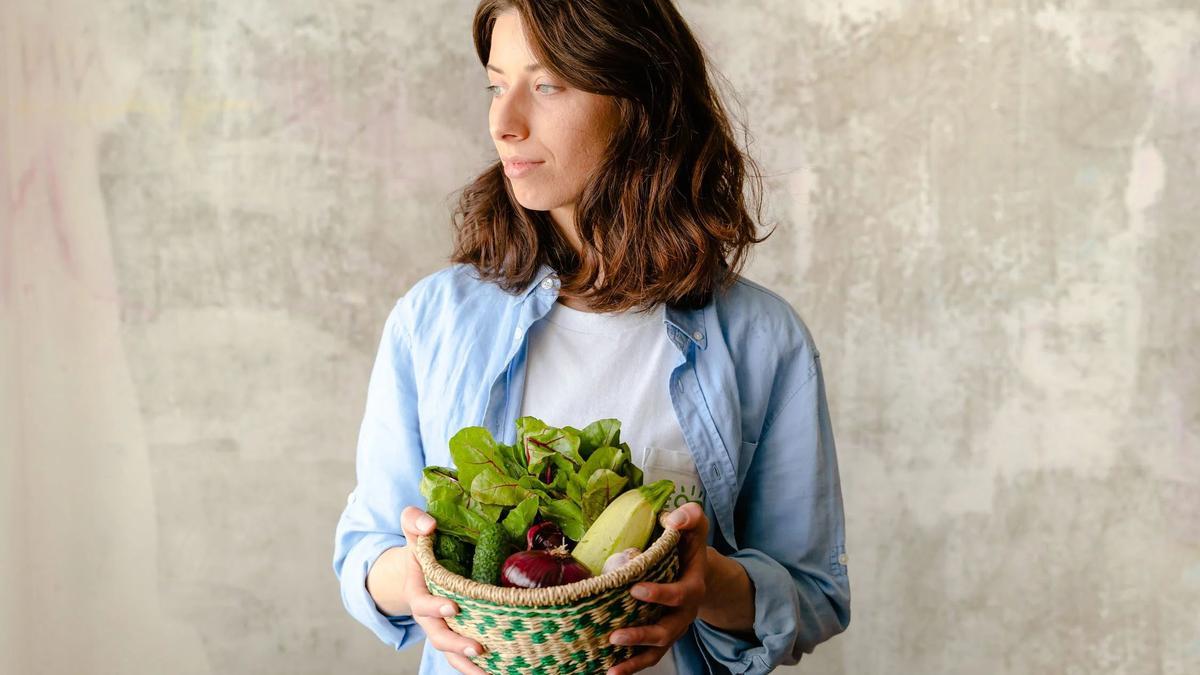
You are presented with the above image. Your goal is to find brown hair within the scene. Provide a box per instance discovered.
[450,0,772,312]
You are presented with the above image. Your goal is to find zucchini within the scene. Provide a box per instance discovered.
[571,479,675,576]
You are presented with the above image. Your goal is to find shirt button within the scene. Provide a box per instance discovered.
[692,330,704,341]
[540,278,553,290]
[838,553,848,565]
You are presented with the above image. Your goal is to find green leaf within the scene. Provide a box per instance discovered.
[496,442,527,477]
[448,427,509,492]
[427,497,493,543]
[428,482,502,524]
[566,477,584,505]
[501,496,540,544]
[578,445,621,485]
[420,466,462,502]
[539,499,587,541]
[582,469,629,525]
[470,467,535,506]
[578,419,621,459]
[518,417,584,469]
[517,475,553,497]
[617,442,643,487]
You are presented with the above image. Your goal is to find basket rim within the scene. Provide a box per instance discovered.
[414,525,680,607]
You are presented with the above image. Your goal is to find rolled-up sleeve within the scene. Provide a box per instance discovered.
[332,298,428,651]
[696,348,851,673]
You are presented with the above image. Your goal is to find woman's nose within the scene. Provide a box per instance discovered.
[490,92,530,142]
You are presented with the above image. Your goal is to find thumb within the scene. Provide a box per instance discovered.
[663,502,702,529]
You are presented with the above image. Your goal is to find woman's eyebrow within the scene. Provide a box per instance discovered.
[486,62,544,75]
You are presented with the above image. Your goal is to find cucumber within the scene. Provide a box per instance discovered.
[434,533,472,567]
[471,523,511,585]
[438,558,470,577]
[571,479,675,576]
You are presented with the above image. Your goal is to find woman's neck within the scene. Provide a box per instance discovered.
[556,294,599,313]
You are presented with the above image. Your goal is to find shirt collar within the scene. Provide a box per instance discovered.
[522,262,708,350]
[522,263,559,297]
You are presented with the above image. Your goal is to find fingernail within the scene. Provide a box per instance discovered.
[630,585,649,600]
[610,632,631,645]
[417,514,435,531]
[665,511,685,528]
[440,604,455,617]
[464,646,480,658]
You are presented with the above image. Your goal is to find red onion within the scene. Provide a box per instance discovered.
[525,521,566,551]
[500,546,593,588]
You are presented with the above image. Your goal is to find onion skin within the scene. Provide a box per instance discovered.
[525,521,566,551]
[500,547,592,588]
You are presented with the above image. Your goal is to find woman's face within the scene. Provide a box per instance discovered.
[486,10,619,232]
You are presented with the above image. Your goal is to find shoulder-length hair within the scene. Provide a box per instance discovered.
[450,0,772,312]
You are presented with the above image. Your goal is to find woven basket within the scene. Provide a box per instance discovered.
[414,527,682,675]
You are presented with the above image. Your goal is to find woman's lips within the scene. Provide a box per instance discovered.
[504,160,544,178]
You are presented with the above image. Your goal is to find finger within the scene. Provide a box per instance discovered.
[445,650,489,675]
[606,646,669,675]
[660,502,704,530]
[633,569,705,607]
[408,590,461,619]
[630,579,699,608]
[609,618,685,648]
[401,505,437,539]
[413,613,486,659]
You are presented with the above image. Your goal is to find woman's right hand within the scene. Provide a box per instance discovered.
[367,506,488,675]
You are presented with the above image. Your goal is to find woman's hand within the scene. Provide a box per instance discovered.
[367,506,488,675]
[604,502,709,675]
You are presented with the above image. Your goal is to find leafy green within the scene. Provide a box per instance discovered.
[421,417,651,548]
[501,496,540,544]
[577,419,621,459]
[448,427,509,493]
[470,467,536,506]
[540,498,588,541]
[582,469,629,525]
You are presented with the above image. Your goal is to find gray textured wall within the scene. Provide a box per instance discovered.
[2,0,1198,673]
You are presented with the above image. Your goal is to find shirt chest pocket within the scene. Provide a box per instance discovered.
[641,445,706,510]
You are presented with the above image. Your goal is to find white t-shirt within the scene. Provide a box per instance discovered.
[518,299,706,675]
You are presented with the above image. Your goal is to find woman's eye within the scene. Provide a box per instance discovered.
[485,84,561,98]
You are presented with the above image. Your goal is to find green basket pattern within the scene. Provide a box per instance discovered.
[415,528,682,675]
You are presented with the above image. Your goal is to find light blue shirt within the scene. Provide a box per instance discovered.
[332,263,851,674]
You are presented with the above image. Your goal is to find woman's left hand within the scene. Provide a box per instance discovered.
[605,501,709,675]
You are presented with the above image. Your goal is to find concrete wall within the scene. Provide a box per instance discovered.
[2,0,1197,673]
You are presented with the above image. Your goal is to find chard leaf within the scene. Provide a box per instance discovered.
[470,467,535,506]
[448,427,509,491]
[582,469,628,525]
[517,475,553,497]
[501,496,540,544]
[427,497,492,543]
[517,416,586,468]
[578,419,621,460]
[617,442,643,487]
[496,442,527,477]
[566,478,584,505]
[420,466,462,502]
[539,499,587,541]
[428,483,502,523]
[579,446,621,485]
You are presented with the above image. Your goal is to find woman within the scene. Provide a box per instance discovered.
[332,1,851,674]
